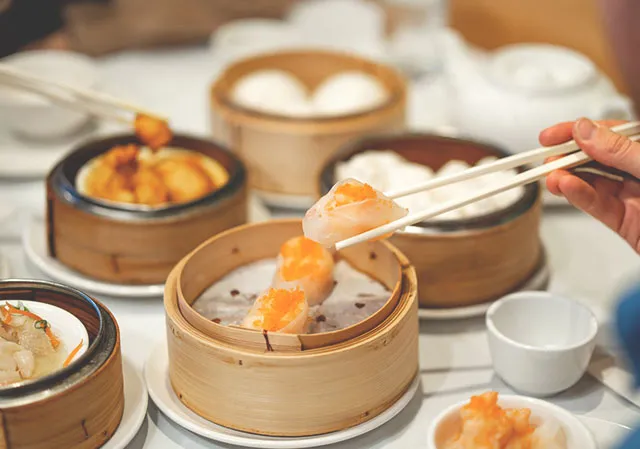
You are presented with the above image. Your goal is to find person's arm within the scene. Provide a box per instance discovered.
[597,0,640,116]
[0,0,65,57]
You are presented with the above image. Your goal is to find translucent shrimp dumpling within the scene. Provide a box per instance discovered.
[303,178,408,248]
[273,236,335,306]
[242,287,309,334]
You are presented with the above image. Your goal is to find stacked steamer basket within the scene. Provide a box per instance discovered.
[165,219,419,436]
[209,50,407,208]
[320,134,543,309]
[0,279,123,449]
[46,134,248,285]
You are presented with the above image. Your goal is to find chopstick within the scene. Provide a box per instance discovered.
[334,134,640,251]
[0,64,167,124]
[385,121,640,199]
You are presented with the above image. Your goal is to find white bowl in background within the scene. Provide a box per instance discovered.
[426,394,596,449]
[486,291,598,396]
[210,19,301,67]
[0,50,99,139]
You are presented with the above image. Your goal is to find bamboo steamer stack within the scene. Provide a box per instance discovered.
[320,133,543,309]
[46,133,248,285]
[0,280,123,449]
[210,50,407,208]
[164,219,419,436]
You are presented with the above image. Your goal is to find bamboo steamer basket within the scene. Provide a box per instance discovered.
[320,133,543,308]
[0,279,123,449]
[209,50,407,208]
[165,219,419,436]
[46,133,248,285]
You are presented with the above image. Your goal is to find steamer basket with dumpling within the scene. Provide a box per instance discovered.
[46,133,248,285]
[165,219,419,436]
[319,133,544,309]
[0,279,123,449]
[209,50,407,209]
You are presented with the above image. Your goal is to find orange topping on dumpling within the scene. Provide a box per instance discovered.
[279,236,328,281]
[254,288,306,331]
[327,181,378,209]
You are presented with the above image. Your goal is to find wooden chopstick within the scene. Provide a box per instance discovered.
[334,134,640,251]
[0,73,130,124]
[385,121,640,200]
[0,64,166,123]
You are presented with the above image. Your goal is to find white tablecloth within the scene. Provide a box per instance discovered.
[0,46,639,448]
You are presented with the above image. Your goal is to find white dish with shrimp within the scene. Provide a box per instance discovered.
[0,299,88,386]
[427,392,596,449]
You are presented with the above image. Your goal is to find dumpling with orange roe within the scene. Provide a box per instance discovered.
[272,236,335,306]
[242,287,309,334]
[303,178,408,248]
[445,392,567,449]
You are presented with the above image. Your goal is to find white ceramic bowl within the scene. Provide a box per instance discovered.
[486,292,598,396]
[210,19,301,67]
[3,299,89,364]
[426,394,596,449]
[0,50,99,139]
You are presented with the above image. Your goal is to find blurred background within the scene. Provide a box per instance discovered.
[0,0,638,212]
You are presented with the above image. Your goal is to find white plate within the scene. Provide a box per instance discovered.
[22,217,164,299]
[418,255,551,320]
[579,416,632,449]
[145,343,421,448]
[103,357,149,449]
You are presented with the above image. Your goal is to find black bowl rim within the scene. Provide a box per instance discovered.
[0,279,105,397]
[319,132,541,233]
[48,133,247,222]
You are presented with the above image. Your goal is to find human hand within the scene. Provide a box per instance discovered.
[540,118,640,253]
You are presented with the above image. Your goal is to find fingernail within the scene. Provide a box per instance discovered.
[575,118,597,141]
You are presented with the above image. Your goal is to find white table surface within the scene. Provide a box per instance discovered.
[0,45,639,448]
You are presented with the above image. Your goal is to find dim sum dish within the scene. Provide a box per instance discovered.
[428,392,596,449]
[46,133,248,285]
[320,133,543,310]
[0,279,124,449]
[164,219,419,436]
[210,50,407,209]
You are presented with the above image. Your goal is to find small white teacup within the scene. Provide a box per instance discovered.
[486,291,598,396]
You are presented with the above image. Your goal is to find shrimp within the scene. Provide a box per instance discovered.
[13,350,34,379]
[445,392,566,449]
[242,287,309,334]
[134,114,172,151]
[272,236,335,306]
[153,157,215,203]
[303,178,408,248]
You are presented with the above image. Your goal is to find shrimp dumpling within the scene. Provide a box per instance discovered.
[242,287,309,334]
[303,178,408,248]
[273,236,335,306]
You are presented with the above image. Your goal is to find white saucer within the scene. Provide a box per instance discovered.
[23,217,164,299]
[579,416,631,449]
[103,357,149,449]
[418,256,551,320]
[145,343,421,448]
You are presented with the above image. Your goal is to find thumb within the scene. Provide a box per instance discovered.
[573,118,640,179]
